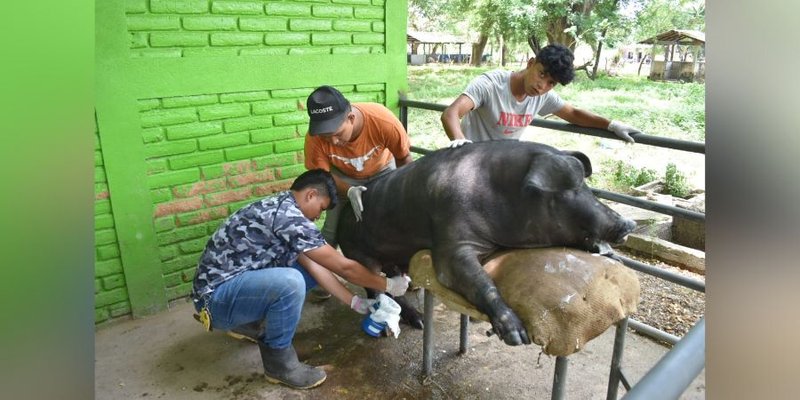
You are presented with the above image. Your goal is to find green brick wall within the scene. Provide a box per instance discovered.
[94,115,132,323]
[127,0,387,58]
[142,84,384,301]
[96,0,406,322]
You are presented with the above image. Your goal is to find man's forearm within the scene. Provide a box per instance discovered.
[564,108,610,129]
[441,110,465,140]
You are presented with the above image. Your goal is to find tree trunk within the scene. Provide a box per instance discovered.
[590,0,618,80]
[471,34,489,66]
[545,17,577,51]
[637,56,646,76]
[500,35,508,67]
[471,16,494,66]
[590,25,613,80]
[527,35,542,56]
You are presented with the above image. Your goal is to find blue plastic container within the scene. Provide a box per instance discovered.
[361,303,386,337]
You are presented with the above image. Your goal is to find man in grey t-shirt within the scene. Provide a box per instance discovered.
[441,44,641,145]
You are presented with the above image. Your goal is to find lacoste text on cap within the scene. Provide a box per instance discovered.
[307,86,350,136]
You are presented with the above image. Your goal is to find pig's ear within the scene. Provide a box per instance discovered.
[563,151,592,177]
[524,153,586,192]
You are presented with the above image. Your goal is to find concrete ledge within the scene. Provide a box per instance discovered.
[623,234,705,275]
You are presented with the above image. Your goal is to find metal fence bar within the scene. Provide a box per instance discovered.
[398,99,705,154]
[606,318,629,400]
[399,100,408,129]
[399,98,447,112]
[530,119,705,154]
[410,145,434,156]
[610,254,705,293]
[627,318,680,346]
[592,189,705,222]
[621,318,706,400]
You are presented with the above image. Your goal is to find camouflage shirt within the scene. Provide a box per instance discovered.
[191,191,326,300]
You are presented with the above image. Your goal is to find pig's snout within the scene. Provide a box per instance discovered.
[612,218,637,244]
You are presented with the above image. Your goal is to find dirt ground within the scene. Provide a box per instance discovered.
[95,282,705,400]
[621,251,705,338]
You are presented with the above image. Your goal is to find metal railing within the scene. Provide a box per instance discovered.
[398,98,705,399]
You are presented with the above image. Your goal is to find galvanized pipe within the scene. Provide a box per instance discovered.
[410,145,433,155]
[398,99,705,154]
[399,98,447,112]
[399,102,408,131]
[609,254,705,293]
[621,318,705,400]
[627,318,680,345]
[592,189,705,222]
[459,314,469,354]
[552,356,569,400]
[606,318,629,400]
[530,119,705,154]
[422,289,434,377]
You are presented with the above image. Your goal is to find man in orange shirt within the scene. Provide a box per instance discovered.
[304,85,414,249]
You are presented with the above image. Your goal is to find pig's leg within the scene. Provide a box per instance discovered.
[432,244,530,346]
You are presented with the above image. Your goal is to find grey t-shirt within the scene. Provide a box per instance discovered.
[461,69,565,141]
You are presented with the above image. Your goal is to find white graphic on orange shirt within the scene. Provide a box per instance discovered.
[329,146,381,172]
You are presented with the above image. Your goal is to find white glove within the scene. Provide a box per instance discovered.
[607,120,639,143]
[448,139,473,148]
[347,186,367,222]
[350,295,379,315]
[385,275,411,297]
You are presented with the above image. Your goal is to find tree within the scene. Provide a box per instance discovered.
[487,0,630,75]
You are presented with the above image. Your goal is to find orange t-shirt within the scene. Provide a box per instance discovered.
[304,103,411,180]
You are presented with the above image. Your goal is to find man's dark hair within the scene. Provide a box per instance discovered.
[536,44,575,86]
[291,169,338,210]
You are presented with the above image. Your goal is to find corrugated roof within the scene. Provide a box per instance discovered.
[407,31,468,44]
[639,29,705,45]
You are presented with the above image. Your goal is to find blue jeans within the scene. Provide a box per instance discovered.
[206,264,318,349]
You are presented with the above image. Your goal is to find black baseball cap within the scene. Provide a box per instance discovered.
[306,86,351,136]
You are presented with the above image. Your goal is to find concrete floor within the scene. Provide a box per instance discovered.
[95,289,705,400]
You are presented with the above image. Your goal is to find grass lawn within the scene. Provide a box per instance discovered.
[403,64,706,193]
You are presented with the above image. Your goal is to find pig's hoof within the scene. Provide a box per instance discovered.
[401,309,424,330]
[501,330,526,346]
[408,317,424,330]
[492,312,531,346]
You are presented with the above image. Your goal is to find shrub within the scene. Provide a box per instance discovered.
[664,163,690,198]
[608,160,658,192]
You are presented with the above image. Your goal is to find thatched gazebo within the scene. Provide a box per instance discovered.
[407,31,469,65]
[639,29,705,82]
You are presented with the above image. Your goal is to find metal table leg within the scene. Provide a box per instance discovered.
[552,355,569,400]
[606,318,629,399]
[422,288,435,377]
[459,314,469,354]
